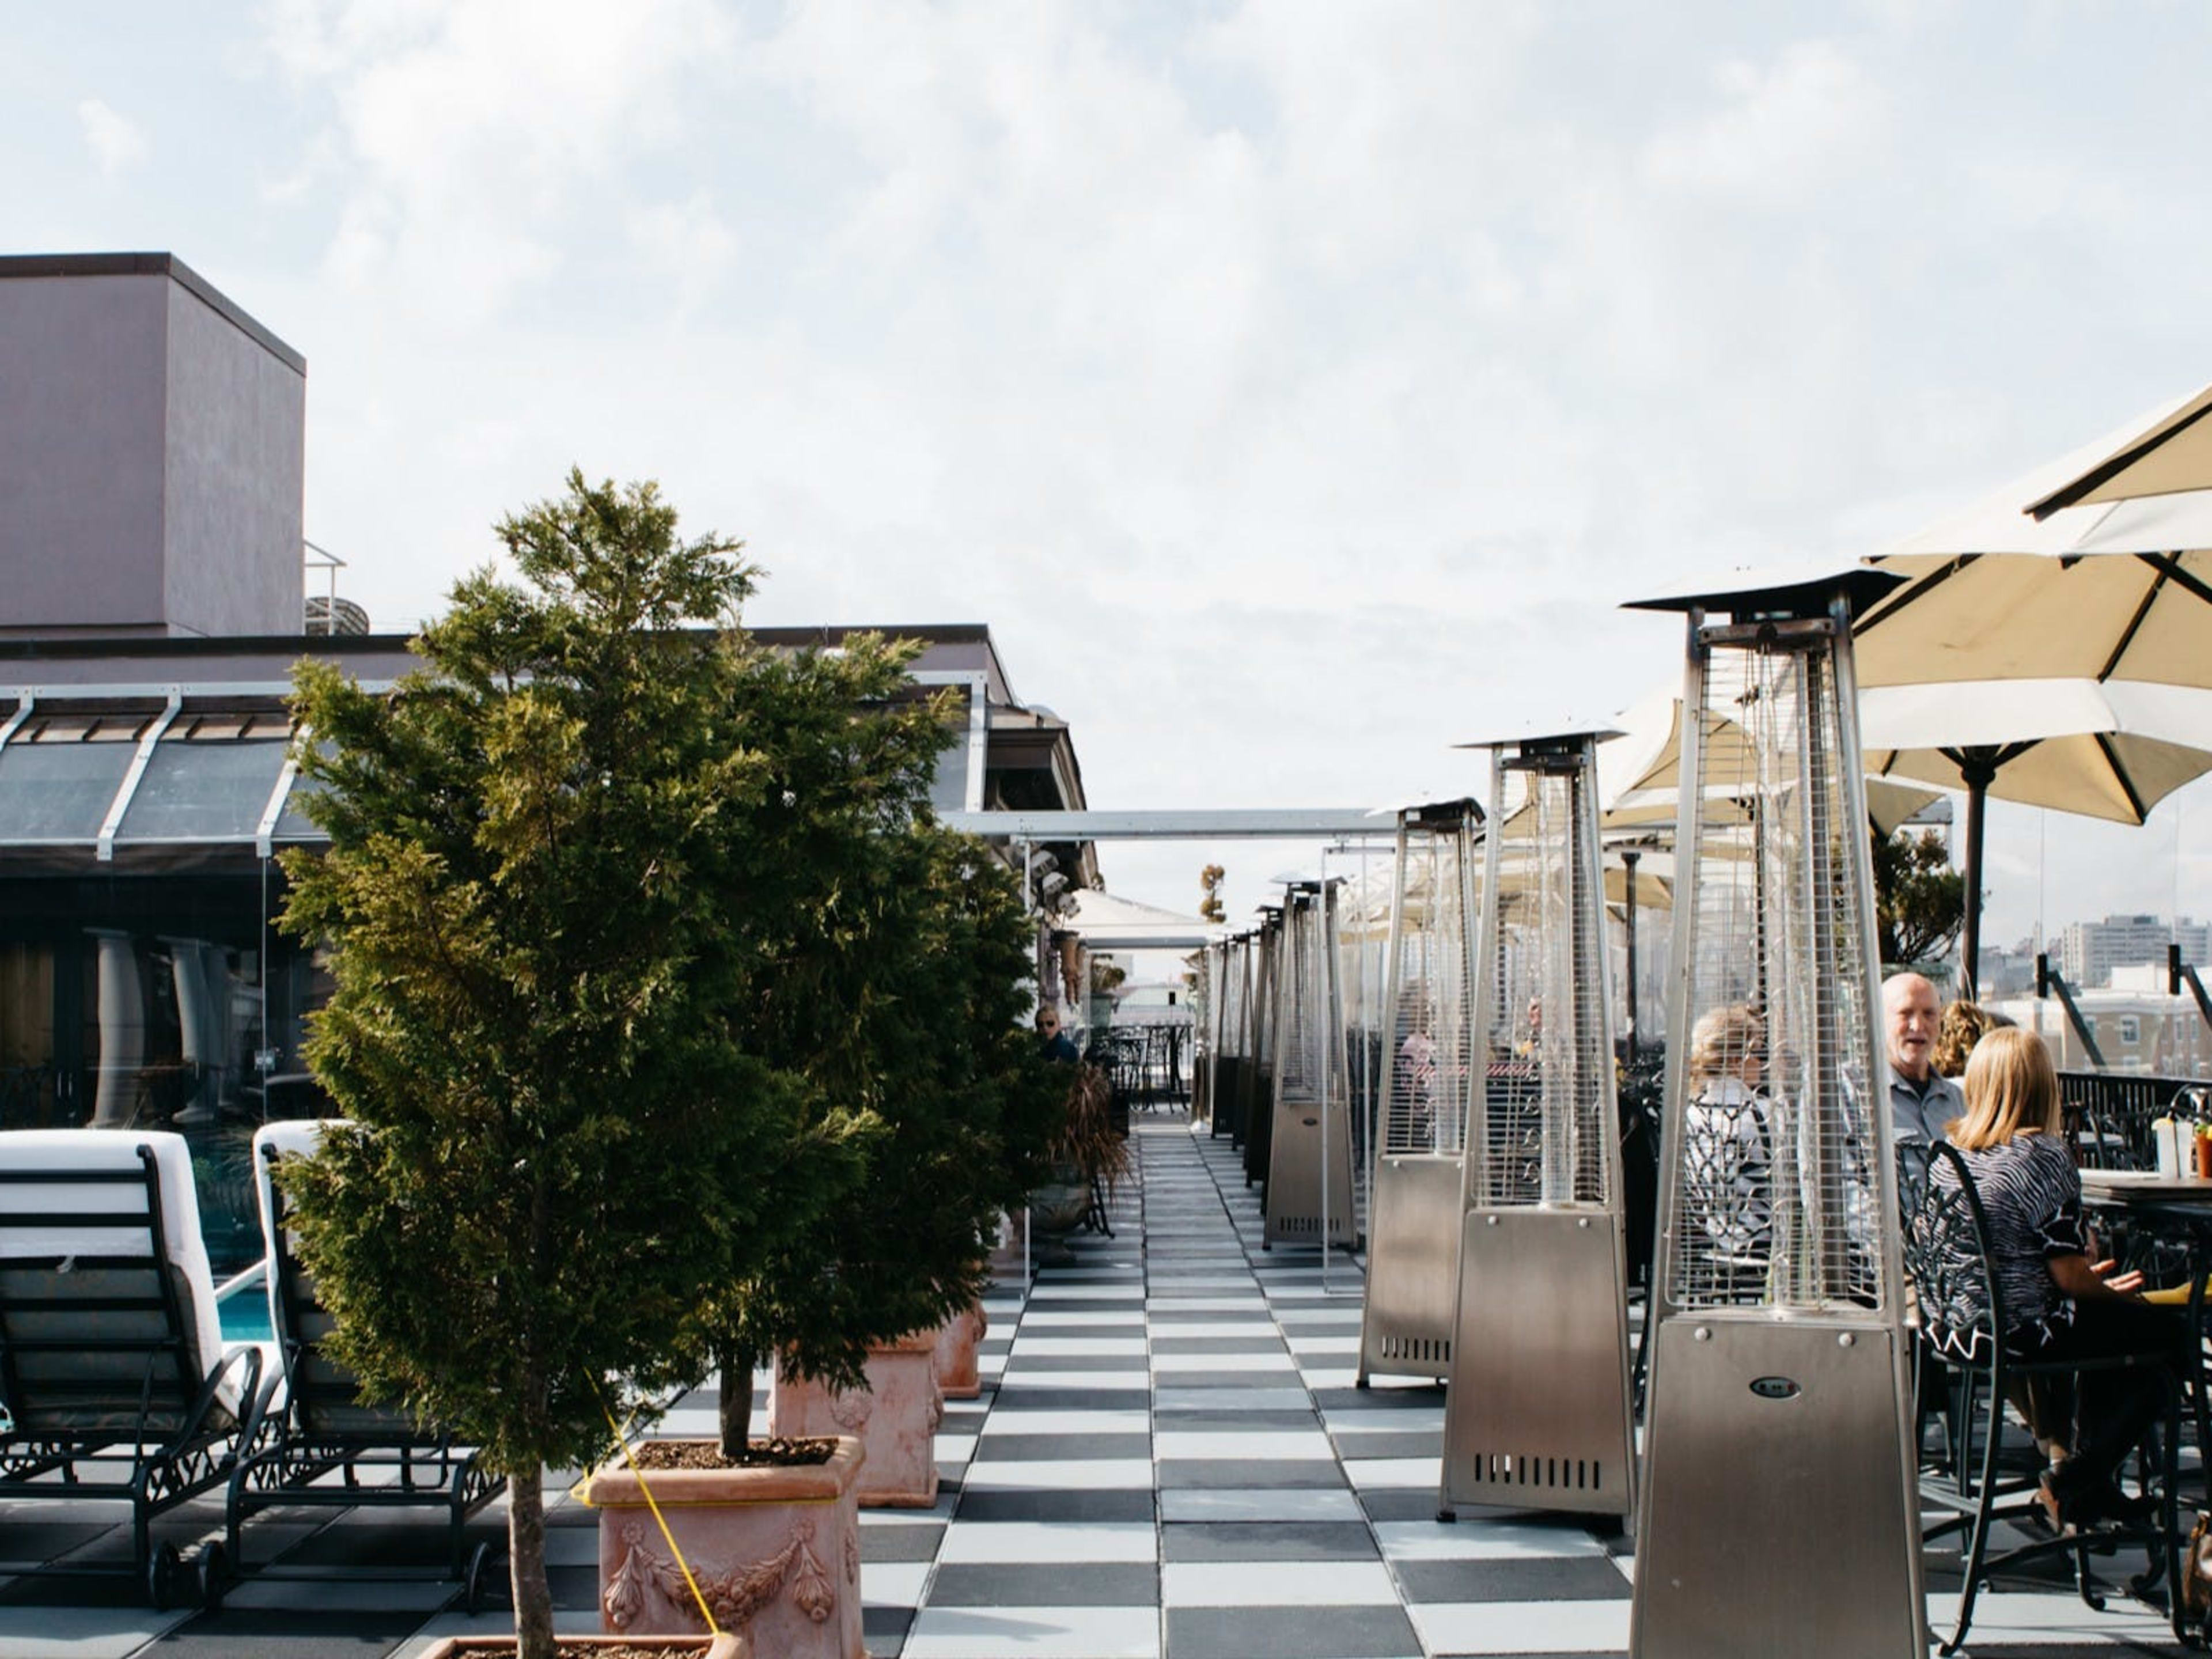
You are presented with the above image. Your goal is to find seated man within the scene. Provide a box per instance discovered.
[1884,972,1961,1149]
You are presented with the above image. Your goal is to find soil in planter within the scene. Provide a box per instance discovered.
[627,1436,838,1470]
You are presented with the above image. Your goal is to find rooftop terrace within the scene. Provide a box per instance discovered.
[0,1113,2181,1657]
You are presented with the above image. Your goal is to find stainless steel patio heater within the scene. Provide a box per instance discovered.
[1203,938,1238,1140]
[1243,907,1283,1186]
[1265,882,1357,1248]
[1440,730,1633,1524]
[1627,569,1921,1658]
[1358,799,1483,1385]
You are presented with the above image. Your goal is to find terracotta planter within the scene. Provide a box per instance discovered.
[422,1637,744,1658]
[768,1333,941,1509]
[583,1437,863,1659]
[933,1303,988,1400]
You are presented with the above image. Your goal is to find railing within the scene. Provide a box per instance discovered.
[2059,1070,2209,1170]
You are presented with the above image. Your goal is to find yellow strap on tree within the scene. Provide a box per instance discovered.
[595,1387,721,1636]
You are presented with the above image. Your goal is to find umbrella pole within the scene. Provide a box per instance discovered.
[1623,850,1640,1061]
[1960,750,1998,1003]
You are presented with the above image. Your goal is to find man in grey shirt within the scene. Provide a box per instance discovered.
[1884,972,1962,1147]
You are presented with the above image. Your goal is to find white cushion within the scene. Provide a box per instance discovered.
[0,1128,240,1415]
[253,1119,335,1344]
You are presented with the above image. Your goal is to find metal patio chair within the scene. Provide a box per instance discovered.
[0,1128,268,1609]
[1901,1140,2186,1654]
[225,1121,498,1605]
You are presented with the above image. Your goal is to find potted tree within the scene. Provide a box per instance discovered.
[276,473,868,1659]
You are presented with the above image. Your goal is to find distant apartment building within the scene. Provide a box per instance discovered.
[2059,913,2212,987]
[1992,964,2212,1078]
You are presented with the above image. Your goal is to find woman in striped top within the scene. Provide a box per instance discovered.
[1938,1027,2188,1528]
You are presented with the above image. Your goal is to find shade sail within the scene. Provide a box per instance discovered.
[1059,888,1223,950]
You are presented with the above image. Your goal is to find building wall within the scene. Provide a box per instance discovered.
[0,273,169,631]
[162,275,306,637]
[0,256,305,640]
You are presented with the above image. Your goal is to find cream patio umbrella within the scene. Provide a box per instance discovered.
[2028,378,2212,517]
[1855,423,2212,995]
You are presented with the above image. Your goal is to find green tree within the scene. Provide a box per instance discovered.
[1872,825,1965,971]
[698,641,1062,1453]
[277,473,869,1659]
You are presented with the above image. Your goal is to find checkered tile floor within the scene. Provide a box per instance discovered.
[0,1110,2191,1655]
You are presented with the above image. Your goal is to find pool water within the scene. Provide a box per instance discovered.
[218,1291,274,1343]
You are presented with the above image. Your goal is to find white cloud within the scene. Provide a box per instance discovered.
[77,98,147,176]
[1641,40,1893,207]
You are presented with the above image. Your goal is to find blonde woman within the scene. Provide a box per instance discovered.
[1681,1003,1770,1291]
[1934,1028,2186,1528]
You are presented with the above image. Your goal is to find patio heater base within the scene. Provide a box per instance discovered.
[1631,1313,1919,1657]
[1263,1090,1357,1249]
[1440,1207,1633,1522]
[1357,1154,1463,1383]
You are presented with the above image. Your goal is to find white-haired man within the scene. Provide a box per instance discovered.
[1884,971,1961,1148]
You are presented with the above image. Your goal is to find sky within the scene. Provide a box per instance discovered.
[9,0,2212,956]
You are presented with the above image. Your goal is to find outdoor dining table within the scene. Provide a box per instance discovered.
[2079,1167,2212,1516]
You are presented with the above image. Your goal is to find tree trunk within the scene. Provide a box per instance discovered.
[508,1466,555,1659]
[718,1342,755,1463]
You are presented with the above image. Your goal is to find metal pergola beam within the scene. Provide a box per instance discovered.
[942,808,1389,841]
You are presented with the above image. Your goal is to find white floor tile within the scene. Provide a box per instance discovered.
[995,1368,1152,1389]
[1320,1408,1446,1434]
[1411,1597,1631,1654]
[1372,1520,1609,1560]
[933,1521,1160,1564]
[1009,1337,1150,1357]
[903,1604,1160,1658]
[1142,1320,1276,1337]
[978,1411,1152,1437]
[1153,1387,1311,1412]
[1150,1351,1295,1372]
[862,1559,930,1607]
[1159,1487,1365,1522]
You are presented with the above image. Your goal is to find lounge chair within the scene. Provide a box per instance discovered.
[0,1128,268,1608]
[225,1120,497,1604]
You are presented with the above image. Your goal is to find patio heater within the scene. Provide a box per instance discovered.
[1358,799,1483,1385]
[1206,938,1242,1141]
[1440,731,1634,1525]
[1244,907,1283,1186]
[1265,882,1357,1249]
[1627,570,1921,1658]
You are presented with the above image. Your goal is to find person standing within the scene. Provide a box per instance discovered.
[1884,971,1963,1148]
[1036,1003,1080,1065]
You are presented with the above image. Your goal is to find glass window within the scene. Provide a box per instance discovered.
[927,687,976,812]
[0,739,136,842]
[113,738,292,843]
[2120,1014,2142,1045]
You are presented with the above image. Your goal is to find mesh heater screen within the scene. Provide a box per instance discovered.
[1665,632,1884,1314]
[1276,892,1327,1099]
[1381,818,1479,1157]
[1219,940,1248,1061]
[1474,755,1614,1209]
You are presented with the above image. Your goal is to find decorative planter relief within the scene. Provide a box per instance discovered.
[586,1435,864,1659]
[768,1332,942,1509]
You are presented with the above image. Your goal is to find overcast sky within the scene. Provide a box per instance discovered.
[10,1,2212,954]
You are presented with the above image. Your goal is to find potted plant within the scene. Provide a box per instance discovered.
[276,473,869,1659]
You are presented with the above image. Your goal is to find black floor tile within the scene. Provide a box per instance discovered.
[1157,1460,1346,1490]
[987,1389,1150,1411]
[1154,1410,1318,1434]
[952,1489,1156,1523]
[1151,1338,1290,1356]
[860,1524,946,1563]
[1332,1430,1443,1459]
[926,1561,1159,1606]
[1152,1370,1298,1389]
[1000,1355,1147,1374]
[1161,1521,1378,1561]
[1167,1604,1422,1658]
[145,1607,432,1652]
[1312,1386,1446,1411]
[1362,1490,1451,1523]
